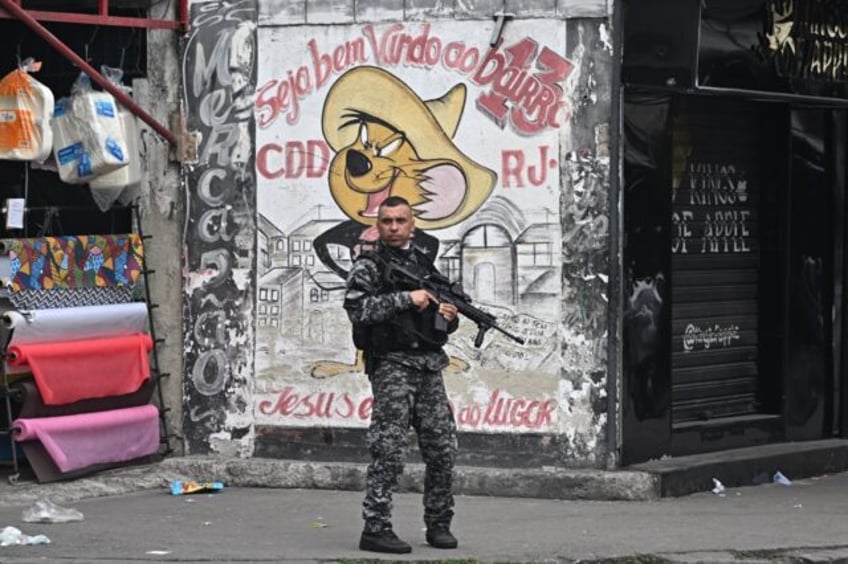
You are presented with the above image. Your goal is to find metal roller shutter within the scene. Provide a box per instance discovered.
[670,99,762,424]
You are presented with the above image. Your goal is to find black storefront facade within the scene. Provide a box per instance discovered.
[620,0,848,466]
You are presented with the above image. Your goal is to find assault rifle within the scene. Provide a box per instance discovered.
[382,259,526,348]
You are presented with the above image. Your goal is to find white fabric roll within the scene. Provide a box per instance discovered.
[3,302,149,345]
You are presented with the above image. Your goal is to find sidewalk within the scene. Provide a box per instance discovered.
[0,458,846,562]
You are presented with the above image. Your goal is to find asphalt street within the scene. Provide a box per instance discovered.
[0,470,847,562]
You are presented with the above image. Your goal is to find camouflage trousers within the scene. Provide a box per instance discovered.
[362,358,457,533]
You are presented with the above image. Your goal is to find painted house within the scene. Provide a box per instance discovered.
[257,214,287,276]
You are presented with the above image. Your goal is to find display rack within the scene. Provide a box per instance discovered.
[0,203,171,484]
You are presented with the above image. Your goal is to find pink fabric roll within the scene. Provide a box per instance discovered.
[13,405,160,473]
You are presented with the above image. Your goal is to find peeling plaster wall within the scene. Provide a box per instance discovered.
[135,23,186,453]
[560,20,613,465]
[181,0,613,468]
[181,0,258,456]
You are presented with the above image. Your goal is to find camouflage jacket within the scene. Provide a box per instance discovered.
[344,242,456,372]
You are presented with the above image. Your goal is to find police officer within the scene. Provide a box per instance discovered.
[344,196,460,554]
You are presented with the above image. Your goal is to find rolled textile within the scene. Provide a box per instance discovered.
[11,378,155,419]
[9,286,135,311]
[13,404,160,473]
[0,234,144,292]
[2,303,148,344]
[7,333,153,405]
[3,303,149,375]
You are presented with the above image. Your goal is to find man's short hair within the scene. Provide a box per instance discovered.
[379,196,411,210]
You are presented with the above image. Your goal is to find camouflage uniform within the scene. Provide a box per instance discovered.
[344,242,458,534]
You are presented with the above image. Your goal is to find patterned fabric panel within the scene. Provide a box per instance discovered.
[8,287,135,310]
[2,234,144,292]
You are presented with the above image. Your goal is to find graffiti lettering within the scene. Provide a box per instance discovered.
[481,389,556,429]
[256,388,554,431]
[183,1,257,453]
[198,208,237,243]
[201,123,242,167]
[365,23,477,70]
[197,248,233,288]
[189,406,218,431]
[192,0,253,29]
[310,37,368,90]
[257,139,330,180]
[255,39,367,128]
[199,88,235,127]
[460,392,557,430]
[255,72,306,129]
[682,323,741,351]
[501,145,557,187]
[194,310,228,345]
[191,349,230,396]
[474,38,572,134]
[358,397,373,420]
[191,28,235,97]
[255,24,573,136]
[258,386,372,421]
[198,169,232,206]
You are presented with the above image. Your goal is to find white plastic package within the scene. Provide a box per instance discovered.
[0,59,54,162]
[52,73,129,184]
[88,67,141,211]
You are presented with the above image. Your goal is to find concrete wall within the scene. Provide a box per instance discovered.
[181,0,258,456]
[181,0,613,468]
[136,19,186,454]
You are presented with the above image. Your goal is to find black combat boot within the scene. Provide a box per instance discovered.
[359,528,412,554]
[425,525,458,549]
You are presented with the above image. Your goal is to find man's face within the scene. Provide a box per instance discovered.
[377,203,415,248]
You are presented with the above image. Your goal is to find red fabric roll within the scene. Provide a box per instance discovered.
[7,333,153,405]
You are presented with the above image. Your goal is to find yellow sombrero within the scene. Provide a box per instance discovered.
[322,66,496,228]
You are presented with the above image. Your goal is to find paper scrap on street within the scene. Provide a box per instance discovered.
[169,480,225,496]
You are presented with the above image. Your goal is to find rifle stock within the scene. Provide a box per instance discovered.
[383,260,526,348]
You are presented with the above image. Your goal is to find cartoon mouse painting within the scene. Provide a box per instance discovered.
[313,66,497,279]
[310,66,497,378]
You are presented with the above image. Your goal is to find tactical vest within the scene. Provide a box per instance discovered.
[352,247,448,353]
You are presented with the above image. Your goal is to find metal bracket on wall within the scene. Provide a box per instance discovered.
[490,11,515,47]
[171,101,199,165]
[0,0,185,147]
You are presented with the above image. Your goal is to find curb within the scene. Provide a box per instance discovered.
[651,547,848,564]
[0,455,660,507]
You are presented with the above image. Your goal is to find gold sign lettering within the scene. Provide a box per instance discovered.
[762,0,848,82]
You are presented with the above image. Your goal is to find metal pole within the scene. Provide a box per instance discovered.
[0,0,178,146]
[179,0,189,33]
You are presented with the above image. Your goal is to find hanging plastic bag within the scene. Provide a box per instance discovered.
[87,66,142,211]
[52,72,129,186]
[0,58,54,162]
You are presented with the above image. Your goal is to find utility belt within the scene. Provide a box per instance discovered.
[354,308,447,354]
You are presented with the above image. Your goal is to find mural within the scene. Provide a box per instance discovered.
[315,65,496,277]
[255,21,577,433]
[182,0,257,455]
